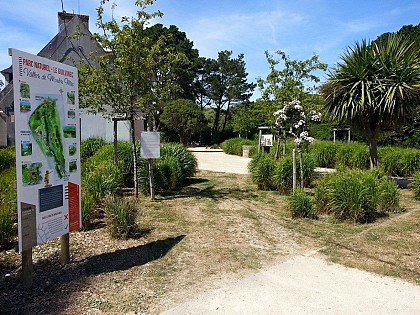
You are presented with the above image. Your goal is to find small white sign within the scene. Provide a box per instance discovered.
[141,132,160,159]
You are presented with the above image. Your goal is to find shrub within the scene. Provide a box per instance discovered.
[81,190,97,230]
[248,153,276,190]
[155,155,184,190]
[379,146,420,177]
[82,161,123,201]
[410,171,420,200]
[378,179,400,213]
[85,141,136,187]
[160,143,197,178]
[308,141,337,168]
[287,189,316,218]
[272,153,315,193]
[314,169,400,223]
[0,168,17,209]
[0,146,15,172]
[138,143,197,194]
[80,137,107,163]
[103,196,138,239]
[336,143,370,169]
[221,138,257,156]
[0,168,17,248]
[0,208,15,248]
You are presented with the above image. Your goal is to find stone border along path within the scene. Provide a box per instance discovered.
[161,148,420,314]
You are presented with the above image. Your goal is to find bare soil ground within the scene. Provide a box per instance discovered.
[0,172,308,314]
[1,171,419,315]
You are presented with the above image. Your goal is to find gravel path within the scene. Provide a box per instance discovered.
[163,148,420,315]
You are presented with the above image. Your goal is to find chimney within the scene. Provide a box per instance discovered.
[58,11,89,32]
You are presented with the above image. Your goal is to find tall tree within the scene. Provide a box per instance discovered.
[160,99,206,145]
[78,0,172,196]
[257,50,327,124]
[204,51,255,143]
[320,34,420,167]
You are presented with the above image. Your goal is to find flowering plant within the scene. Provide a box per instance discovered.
[273,100,321,148]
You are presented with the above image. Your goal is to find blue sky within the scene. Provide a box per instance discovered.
[1,0,419,99]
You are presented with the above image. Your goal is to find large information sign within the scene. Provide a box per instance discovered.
[11,49,81,252]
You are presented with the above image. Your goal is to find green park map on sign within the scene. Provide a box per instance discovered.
[28,97,66,179]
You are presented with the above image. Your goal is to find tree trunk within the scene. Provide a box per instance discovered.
[299,149,304,188]
[130,118,139,197]
[368,136,379,168]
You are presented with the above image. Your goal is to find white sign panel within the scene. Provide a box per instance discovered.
[140,132,160,159]
[11,49,81,252]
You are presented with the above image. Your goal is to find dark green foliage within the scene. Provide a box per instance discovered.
[309,141,337,168]
[308,123,332,141]
[314,169,400,223]
[287,189,316,218]
[336,143,370,169]
[160,99,206,145]
[138,143,197,194]
[410,171,420,200]
[0,168,17,248]
[103,196,138,239]
[160,143,197,178]
[272,153,315,193]
[85,141,135,187]
[248,153,276,190]
[81,190,97,230]
[155,155,184,190]
[80,137,107,163]
[0,146,15,172]
[221,138,257,156]
[0,208,15,248]
[82,161,123,202]
[378,179,401,213]
[379,146,420,177]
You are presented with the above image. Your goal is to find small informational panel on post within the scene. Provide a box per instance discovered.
[10,48,81,253]
[260,134,273,147]
[140,132,160,159]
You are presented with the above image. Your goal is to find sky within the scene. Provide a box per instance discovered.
[1,0,419,99]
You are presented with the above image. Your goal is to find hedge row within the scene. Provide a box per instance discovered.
[309,140,420,177]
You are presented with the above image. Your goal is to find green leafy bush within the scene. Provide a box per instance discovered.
[82,161,123,202]
[379,146,420,177]
[103,195,138,239]
[0,168,17,248]
[0,208,15,248]
[138,143,197,194]
[272,153,315,193]
[410,171,420,200]
[336,143,370,169]
[314,169,399,223]
[248,153,276,190]
[0,146,15,172]
[160,143,197,178]
[221,138,257,156]
[86,141,136,187]
[81,190,97,230]
[80,137,107,163]
[378,179,401,213]
[309,141,337,168]
[287,189,316,218]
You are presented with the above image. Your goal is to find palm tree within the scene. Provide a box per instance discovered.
[320,34,420,167]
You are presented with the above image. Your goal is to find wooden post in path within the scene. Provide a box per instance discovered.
[60,233,70,264]
[148,159,155,200]
[22,248,33,287]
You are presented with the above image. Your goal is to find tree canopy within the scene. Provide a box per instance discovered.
[320,34,420,167]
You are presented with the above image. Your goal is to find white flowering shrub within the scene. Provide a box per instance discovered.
[273,100,321,148]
